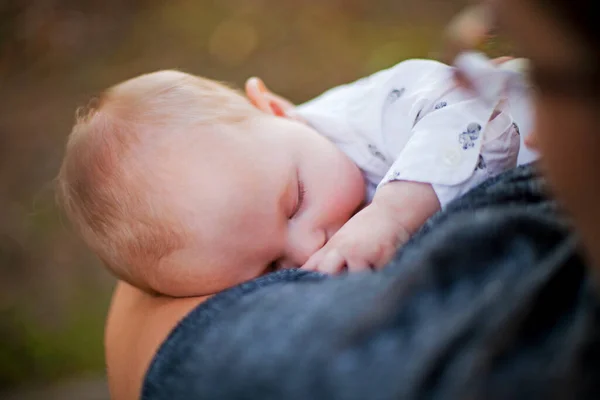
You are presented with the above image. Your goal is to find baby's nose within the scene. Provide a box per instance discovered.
[279,227,327,268]
[325,223,344,241]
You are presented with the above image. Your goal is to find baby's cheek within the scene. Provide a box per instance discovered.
[345,177,367,212]
[328,185,363,222]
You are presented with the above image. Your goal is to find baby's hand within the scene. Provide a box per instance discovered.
[301,180,440,274]
[301,202,409,274]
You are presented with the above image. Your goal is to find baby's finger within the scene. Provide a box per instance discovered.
[319,250,347,275]
[346,259,373,273]
[300,252,322,271]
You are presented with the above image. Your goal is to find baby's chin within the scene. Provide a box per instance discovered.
[140,261,219,298]
[145,277,217,298]
[144,256,275,298]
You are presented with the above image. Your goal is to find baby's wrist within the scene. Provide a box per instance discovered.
[366,198,412,244]
[371,183,410,218]
[372,180,440,236]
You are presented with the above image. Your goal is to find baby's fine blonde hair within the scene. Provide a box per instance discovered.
[56,70,259,291]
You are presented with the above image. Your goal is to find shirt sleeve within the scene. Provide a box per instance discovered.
[378,53,522,207]
[295,60,454,190]
[431,111,520,207]
[295,59,450,146]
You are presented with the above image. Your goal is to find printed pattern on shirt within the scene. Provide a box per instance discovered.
[387,88,406,104]
[368,144,387,162]
[459,123,482,150]
[435,101,448,110]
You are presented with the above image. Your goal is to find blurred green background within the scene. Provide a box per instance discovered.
[0,0,471,397]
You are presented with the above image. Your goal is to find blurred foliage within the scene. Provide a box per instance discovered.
[0,292,107,388]
[0,0,509,391]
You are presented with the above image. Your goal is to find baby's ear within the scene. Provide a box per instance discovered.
[245,77,296,118]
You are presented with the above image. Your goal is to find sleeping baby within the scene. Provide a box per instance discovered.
[56,53,528,297]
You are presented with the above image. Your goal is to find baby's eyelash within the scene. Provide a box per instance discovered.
[291,179,306,218]
[298,181,306,208]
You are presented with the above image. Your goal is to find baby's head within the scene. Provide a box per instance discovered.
[57,70,365,297]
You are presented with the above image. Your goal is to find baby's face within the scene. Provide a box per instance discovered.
[157,114,365,295]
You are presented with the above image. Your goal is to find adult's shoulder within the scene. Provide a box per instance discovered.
[105,282,209,400]
[105,269,324,400]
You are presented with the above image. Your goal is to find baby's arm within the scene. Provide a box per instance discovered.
[302,55,524,275]
[302,181,439,274]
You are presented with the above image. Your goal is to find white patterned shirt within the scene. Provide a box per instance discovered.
[296,53,533,207]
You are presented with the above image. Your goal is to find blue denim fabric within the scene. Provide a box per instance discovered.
[143,164,600,399]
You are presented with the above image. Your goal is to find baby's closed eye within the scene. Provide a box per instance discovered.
[289,173,306,219]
